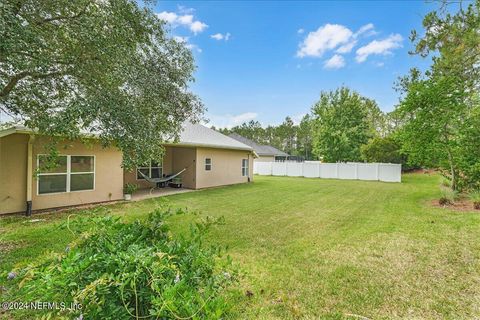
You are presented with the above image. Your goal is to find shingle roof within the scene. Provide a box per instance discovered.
[0,123,253,152]
[228,133,289,156]
[172,123,253,151]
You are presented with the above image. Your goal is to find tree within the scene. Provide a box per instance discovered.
[311,87,378,162]
[0,0,204,169]
[276,117,297,155]
[296,114,314,160]
[360,136,403,164]
[396,0,480,190]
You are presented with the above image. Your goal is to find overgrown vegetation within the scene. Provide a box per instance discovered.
[469,190,480,210]
[4,207,237,319]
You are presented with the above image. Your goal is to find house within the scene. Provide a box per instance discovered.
[228,133,289,162]
[0,123,254,215]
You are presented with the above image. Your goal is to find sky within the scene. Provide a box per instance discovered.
[154,0,438,128]
[0,1,441,126]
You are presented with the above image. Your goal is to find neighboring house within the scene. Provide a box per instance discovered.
[228,133,289,162]
[0,123,254,215]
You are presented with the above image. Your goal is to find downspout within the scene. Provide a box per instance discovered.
[248,153,251,183]
[26,134,35,216]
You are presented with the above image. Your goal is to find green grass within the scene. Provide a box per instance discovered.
[2,173,480,319]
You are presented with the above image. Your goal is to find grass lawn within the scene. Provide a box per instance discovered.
[1,173,480,319]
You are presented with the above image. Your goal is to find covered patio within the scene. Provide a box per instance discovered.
[131,186,195,201]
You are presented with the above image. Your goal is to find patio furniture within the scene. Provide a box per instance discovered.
[137,168,186,193]
[169,176,183,188]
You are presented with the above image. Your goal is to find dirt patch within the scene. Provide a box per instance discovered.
[430,198,480,212]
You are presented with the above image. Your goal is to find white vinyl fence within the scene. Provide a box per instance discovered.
[254,161,401,182]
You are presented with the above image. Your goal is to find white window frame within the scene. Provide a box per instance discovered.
[205,158,212,171]
[242,159,249,177]
[136,160,163,180]
[37,155,96,195]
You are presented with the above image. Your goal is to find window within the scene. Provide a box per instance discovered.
[242,159,249,177]
[205,158,212,171]
[37,155,95,194]
[137,161,163,180]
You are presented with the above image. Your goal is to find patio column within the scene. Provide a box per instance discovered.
[25,134,35,216]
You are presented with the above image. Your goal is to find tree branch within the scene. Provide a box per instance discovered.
[37,1,92,25]
[0,70,66,98]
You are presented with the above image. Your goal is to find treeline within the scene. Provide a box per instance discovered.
[217,116,314,160]
[218,0,480,192]
[217,88,402,163]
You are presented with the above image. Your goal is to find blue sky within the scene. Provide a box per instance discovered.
[155,1,438,128]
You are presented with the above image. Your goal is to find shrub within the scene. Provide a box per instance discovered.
[8,208,237,319]
[360,136,404,164]
[440,177,452,188]
[469,190,480,210]
[123,183,138,194]
[439,188,458,206]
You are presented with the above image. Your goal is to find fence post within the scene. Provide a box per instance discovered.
[355,163,359,180]
[376,163,380,181]
[336,163,339,179]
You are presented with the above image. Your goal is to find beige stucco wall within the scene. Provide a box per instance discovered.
[30,136,124,212]
[0,133,29,214]
[255,155,275,162]
[195,147,253,189]
[0,134,123,214]
[171,147,197,189]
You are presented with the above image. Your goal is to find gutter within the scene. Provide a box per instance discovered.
[164,142,254,153]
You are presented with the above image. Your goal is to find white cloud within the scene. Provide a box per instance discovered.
[355,23,376,37]
[297,28,305,34]
[207,112,258,129]
[355,34,403,62]
[324,54,346,69]
[157,11,177,23]
[210,32,231,41]
[296,23,379,58]
[173,36,202,53]
[157,9,208,35]
[190,21,208,34]
[297,24,353,58]
[336,41,357,54]
[177,5,195,14]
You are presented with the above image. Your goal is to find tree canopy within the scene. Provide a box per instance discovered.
[311,87,380,162]
[0,0,204,169]
[396,0,480,190]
